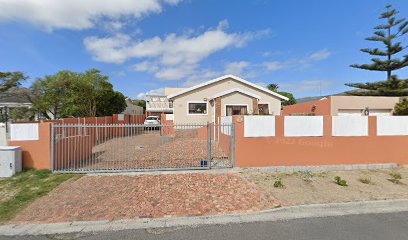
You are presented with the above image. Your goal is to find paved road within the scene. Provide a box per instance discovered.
[2,211,408,240]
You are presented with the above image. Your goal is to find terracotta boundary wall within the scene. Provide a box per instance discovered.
[282,98,331,116]
[44,114,145,125]
[8,123,52,170]
[233,115,408,168]
[8,114,145,170]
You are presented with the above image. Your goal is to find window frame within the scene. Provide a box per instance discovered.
[187,101,208,116]
[224,104,249,116]
[258,102,270,115]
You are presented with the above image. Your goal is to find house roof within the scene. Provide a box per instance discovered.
[211,88,262,100]
[167,75,289,101]
[0,88,32,107]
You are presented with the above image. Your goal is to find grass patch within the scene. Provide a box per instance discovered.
[0,169,80,224]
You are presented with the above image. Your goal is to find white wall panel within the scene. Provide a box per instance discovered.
[0,123,6,146]
[165,114,174,121]
[332,116,368,136]
[377,116,408,136]
[284,116,323,137]
[220,116,232,135]
[244,116,275,137]
[10,123,39,141]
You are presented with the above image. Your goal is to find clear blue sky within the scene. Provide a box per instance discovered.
[1,0,408,99]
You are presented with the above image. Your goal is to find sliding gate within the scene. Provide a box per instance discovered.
[51,123,235,173]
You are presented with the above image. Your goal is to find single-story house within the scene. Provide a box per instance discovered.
[282,96,401,116]
[162,75,288,124]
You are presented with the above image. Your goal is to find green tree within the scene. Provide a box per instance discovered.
[279,92,297,106]
[394,98,408,115]
[8,108,36,122]
[0,72,27,92]
[346,5,408,96]
[31,69,126,119]
[350,5,408,80]
[267,83,297,106]
[346,75,408,96]
[31,71,75,119]
[132,99,146,112]
[266,83,279,92]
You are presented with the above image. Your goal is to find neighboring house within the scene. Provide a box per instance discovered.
[121,98,144,115]
[0,88,32,109]
[162,75,288,124]
[145,88,185,117]
[0,88,33,121]
[282,96,401,116]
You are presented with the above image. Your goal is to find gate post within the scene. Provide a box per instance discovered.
[231,123,235,167]
[50,123,54,172]
[207,122,211,169]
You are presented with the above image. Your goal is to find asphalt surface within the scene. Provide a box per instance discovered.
[1,211,408,240]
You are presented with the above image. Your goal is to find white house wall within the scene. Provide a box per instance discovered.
[171,77,282,124]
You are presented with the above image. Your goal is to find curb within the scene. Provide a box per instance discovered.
[1,199,408,236]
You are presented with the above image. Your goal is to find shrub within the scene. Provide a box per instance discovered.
[273,178,284,188]
[301,171,314,183]
[389,172,402,184]
[360,177,372,184]
[334,176,348,187]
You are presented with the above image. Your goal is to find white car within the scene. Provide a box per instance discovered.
[144,116,160,129]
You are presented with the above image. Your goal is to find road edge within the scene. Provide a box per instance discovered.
[1,199,408,236]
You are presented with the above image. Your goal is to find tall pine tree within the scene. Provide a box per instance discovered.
[346,5,408,96]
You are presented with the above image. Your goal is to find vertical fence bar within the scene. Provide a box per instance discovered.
[50,124,54,172]
[231,123,235,167]
[207,122,211,169]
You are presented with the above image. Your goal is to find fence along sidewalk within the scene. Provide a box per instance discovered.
[51,123,234,173]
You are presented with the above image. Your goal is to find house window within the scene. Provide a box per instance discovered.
[188,102,207,114]
[226,105,247,116]
[258,104,269,115]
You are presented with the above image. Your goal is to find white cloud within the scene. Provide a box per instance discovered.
[136,88,165,100]
[280,80,333,96]
[133,61,159,73]
[85,20,270,81]
[182,70,222,87]
[263,49,332,72]
[264,61,286,72]
[154,65,196,80]
[0,0,182,31]
[224,61,251,76]
[309,49,331,61]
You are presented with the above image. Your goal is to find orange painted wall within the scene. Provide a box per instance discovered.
[9,123,52,170]
[282,98,331,116]
[234,116,408,167]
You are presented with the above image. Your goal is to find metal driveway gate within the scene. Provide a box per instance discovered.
[51,123,235,173]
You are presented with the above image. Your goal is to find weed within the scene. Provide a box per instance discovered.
[389,172,402,184]
[334,176,348,187]
[273,178,284,188]
[359,176,372,184]
[300,171,314,182]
